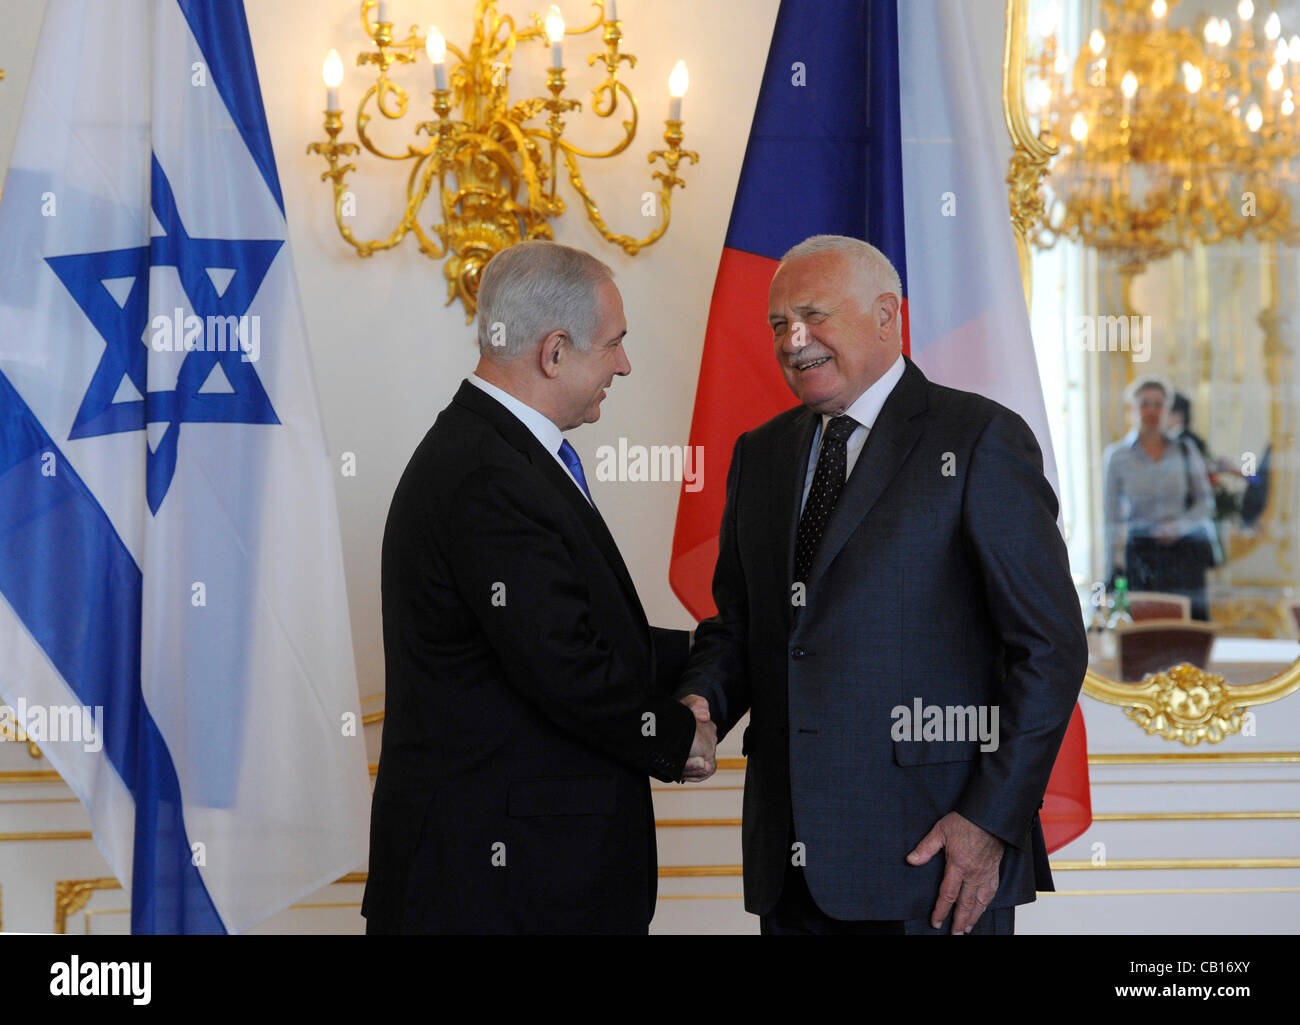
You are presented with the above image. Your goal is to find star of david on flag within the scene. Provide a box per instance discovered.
[0,0,370,933]
[46,156,281,513]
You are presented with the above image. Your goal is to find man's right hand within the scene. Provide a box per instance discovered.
[680,694,716,782]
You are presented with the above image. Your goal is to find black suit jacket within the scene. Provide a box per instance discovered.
[678,357,1087,921]
[363,380,697,934]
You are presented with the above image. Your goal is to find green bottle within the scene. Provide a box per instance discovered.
[1109,576,1133,628]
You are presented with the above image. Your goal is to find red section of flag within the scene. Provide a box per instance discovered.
[1041,703,1091,852]
[670,248,790,620]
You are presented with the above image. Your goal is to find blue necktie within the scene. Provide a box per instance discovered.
[558,439,593,503]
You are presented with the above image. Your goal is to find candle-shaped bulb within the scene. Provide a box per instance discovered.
[1237,0,1253,23]
[1070,112,1088,141]
[1183,62,1203,93]
[1266,11,1282,39]
[323,49,344,88]
[1088,29,1105,54]
[426,27,448,91]
[1276,39,1290,64]
[1246,102,1263,131]
[545,5,565,68]
[1151,0,1167,19]
[323,48,343,112]
[669,60,690,99]
[1268,63,1284,89]
[668,59,689,121]
[426,27,446,63]
[545,5,566,43]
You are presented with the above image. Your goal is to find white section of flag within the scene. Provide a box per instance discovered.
[898,0,1060,496]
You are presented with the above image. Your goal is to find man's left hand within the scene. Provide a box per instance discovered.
[906,811,1005,934]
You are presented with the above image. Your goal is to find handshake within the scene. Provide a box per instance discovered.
[679,694,717,783]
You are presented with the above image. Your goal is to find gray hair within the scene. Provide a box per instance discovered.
[475,241,613,359]
[780,235,902,304]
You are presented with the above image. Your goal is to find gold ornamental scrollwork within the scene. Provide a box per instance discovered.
[1084,660,1300,745]
[309,0,697,320]
[1003,0,1057,312]
[54,877,121,935]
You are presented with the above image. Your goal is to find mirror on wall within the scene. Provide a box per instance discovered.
[1005,0,1300,733]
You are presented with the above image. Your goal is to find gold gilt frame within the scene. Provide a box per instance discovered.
[1001,0,1300,743]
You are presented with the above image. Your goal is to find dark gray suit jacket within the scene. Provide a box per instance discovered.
[678,357,1087,921]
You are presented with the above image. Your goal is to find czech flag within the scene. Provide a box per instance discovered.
[668,0,1091,853]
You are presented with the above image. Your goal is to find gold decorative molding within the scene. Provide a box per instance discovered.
[1051,857,1300,871]
[0,705,49,759]
[1003,0,1057,312]
[54,878,120,935]
[653,812,1294,827]
[1089,750,1300,764]
[709,751,1300,772]
[0,830,92,842]
[1093,811,1300,821]
[659,866,741,878]
[658,858,1300,880]
[1085,661,1300,745]
[1046,887,1300,896]
[0,771,61,784]
[659,888,1300,899]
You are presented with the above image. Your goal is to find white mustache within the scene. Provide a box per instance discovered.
[787,351,831,369]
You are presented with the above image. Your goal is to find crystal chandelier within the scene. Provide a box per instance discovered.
[1028,0,1300,272]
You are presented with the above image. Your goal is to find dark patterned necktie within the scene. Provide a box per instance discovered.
[794,415,859,584]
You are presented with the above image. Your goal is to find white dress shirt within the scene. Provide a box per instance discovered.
[800,354,906,513]
[466,374,592,504]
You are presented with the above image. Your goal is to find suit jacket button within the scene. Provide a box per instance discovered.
[791,647,806,659]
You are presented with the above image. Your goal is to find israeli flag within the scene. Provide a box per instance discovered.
[0,0,370,933]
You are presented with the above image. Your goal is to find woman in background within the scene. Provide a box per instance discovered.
[1103,376,1218,621]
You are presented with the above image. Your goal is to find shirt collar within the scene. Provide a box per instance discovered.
[467,374,565,456]
[821,353,906,434]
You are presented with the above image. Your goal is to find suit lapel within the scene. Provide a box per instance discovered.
[773,408,819,628]
[805,357,929,589]
[452,382,650,630]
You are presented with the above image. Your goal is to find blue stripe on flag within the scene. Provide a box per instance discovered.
[0,370,225,934]
[176,0,285,216]
[721,0,908,295]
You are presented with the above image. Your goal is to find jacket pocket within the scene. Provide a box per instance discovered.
[507,775,617,817]
[892,739,983,766]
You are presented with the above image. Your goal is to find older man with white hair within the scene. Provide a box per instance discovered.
[678,234,1087,935]
[364,240,716,934]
